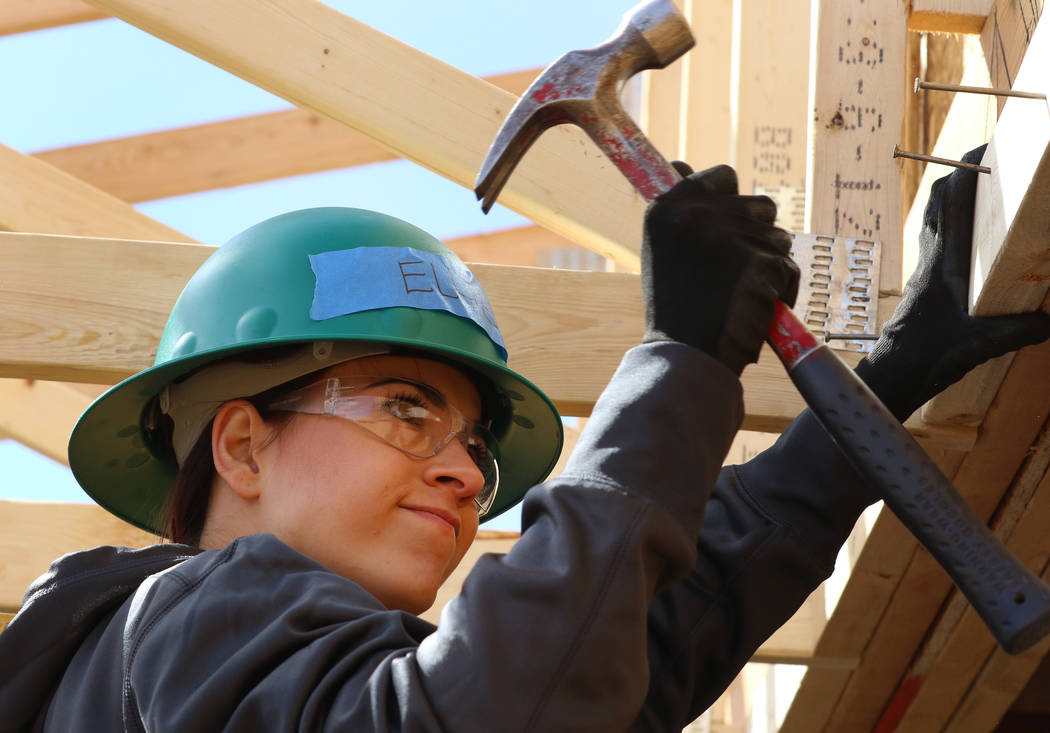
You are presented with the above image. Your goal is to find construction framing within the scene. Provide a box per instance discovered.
[4,0,1050,728]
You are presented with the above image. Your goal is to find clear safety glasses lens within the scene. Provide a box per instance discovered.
[268,377,500,516]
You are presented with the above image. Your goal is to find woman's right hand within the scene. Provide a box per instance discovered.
[641,163,800,376]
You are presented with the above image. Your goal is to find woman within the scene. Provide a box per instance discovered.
[2,158,1045,731]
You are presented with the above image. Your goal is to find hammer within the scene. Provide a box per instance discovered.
[475,0,1050,654]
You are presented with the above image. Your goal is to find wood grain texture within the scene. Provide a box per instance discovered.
[34,69,539,203]
[735,0,810,233]
[0,500,160,611]
[785,335,1050,733]
[982,0,1045,113]
[0,232,978,447]
[0,379,91,463]
[0,143,193,241]
[901,35,996,284]
[807,0,908,295]
[679,0,733,169]
[445,225,583,268]
[909,0,993,34]
[0,0,105,36]
[923,15,1050,426]
[82,0,648,268]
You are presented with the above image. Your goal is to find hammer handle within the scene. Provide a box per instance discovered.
[768,301,1050,653]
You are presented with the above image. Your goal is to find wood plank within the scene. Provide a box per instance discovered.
[0,143,193,241]
[639,56,684,161]
[0,500,160,611]
[0,0,105,36]
[0,379,90,464]
[909,0,994,33]
[807,0,909,295]
[0,134,195,469]
[33,69,539,204]
[944,580,1050,731]
[781,334,1050,732]
[982,0,1045,113]
[82,0,649,269]
[0,231,978,449]
[895,430,1050,732]
[901,35,997,304]
[678,0,733,170]
[823,335,1050,733]
[0,611,13,633]
[923,14,1050,426]
[735,0,810,232]
[446,225,586,268]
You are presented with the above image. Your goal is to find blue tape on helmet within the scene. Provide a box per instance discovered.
[309,246,507,360]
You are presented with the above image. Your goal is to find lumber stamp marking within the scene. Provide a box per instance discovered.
[808,1,907,296]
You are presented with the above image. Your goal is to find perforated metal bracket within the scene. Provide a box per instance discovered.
[789,233,881,354]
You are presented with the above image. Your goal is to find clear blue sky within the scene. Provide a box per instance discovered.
[0,0,637,531]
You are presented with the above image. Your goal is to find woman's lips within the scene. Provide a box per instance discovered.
[404,505,460,537]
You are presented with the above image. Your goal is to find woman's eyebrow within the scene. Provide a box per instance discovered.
[363,377,447,407]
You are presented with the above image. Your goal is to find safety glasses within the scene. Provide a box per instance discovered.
[265,376,500,516]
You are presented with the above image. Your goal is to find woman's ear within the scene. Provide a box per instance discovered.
[211,400,267,500]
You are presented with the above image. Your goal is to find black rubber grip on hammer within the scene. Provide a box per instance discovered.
[788,345,1050,654]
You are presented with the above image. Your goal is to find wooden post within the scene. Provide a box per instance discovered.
[735,0,812,232]
[806,0,909,296]
[678,0,734,169]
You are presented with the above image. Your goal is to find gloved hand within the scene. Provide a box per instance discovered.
[641,163,800,376]
[856,145,1050,421]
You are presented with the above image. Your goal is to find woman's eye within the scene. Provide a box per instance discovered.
[383,395,428,425]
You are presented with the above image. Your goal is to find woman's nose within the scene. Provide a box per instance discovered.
[423,439,485,503]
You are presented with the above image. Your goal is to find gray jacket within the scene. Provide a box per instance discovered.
[0,343,874,731]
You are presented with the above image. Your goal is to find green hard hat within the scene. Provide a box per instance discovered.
[68,207,563,536]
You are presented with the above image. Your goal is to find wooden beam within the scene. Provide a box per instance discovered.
[0,379,91,464]
[735,0,810,233]
[901,36,997,290]
[909,0,994,34]
[982,0,1045,114]
[0,0,105,36]
[0,143,193,241]
[639,56,684,161]
[806,0,909,295]
[445,225,586,268]
[923,14,1050,426]
[0,231,977,449]
[678,0,733,170]
[33,69,539,204]
[780,335,1050,733]
[82,0,648,269]
[892,425,1050,732]
[0,500,159,611]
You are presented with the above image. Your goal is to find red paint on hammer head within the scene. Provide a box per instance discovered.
[531,84,561,103]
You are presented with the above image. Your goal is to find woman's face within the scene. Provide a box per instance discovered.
[256,355,486,614]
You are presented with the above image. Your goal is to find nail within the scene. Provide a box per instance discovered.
[893,145,991,174]
[914,77,1046,100]
[824,332,880,343]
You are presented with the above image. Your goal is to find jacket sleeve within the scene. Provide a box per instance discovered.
[633,408,879,730]
[125,342,746,732]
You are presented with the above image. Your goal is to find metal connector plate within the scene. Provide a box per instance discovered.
[790,233,881,354]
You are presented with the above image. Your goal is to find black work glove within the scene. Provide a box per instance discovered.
[856,145,1050,421]
[641,163,800,376]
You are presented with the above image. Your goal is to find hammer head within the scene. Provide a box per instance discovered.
[475,0,695,211]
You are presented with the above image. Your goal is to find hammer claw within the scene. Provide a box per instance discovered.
[473,0,694,211]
